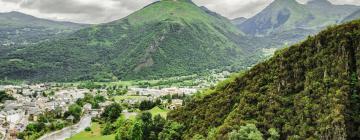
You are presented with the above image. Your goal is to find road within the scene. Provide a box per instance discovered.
[38,115,92,140]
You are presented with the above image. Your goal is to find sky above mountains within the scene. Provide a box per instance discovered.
[0,0,359,24]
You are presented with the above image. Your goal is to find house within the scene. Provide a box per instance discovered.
[28,109,41,122]
[166,99,183,110]
[0,113,6,125]
[6,110,24,124]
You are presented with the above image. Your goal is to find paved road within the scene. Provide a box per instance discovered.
[38,115,92,140]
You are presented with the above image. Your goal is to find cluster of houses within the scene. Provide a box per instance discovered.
[0,84,89,140]
[129,87,197,97]
[118,87,197,110]
[0,83,203,140]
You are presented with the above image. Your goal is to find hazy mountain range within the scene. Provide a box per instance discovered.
[0,0,359,82]
[0,11,86,47]
[237,0,359,46]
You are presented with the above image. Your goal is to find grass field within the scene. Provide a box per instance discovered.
[66,123,115,140]
[148,106,169,118]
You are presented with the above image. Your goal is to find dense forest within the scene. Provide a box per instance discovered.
[168,20,360,139]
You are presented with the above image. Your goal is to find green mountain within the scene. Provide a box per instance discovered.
[342,9,360,23]
[240,0,359,35]
[0,11,86,47]
[239,0,310,36]
[0,0,259,82]
[168,20,360,139]
[238,0,359,47]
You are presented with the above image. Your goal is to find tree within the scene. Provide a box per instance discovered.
[153,115,166,135]
[115,119,134,140]
[101,103,123,122]
[102,122,116,135]
[158,122,184,140]
[228,124,263,140]
[267,128,280,140]
[138,112,153,138]
[131,121,144,140]
[65,104,82,122]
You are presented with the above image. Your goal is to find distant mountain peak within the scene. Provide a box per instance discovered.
[307,0,332,6]
[273,0,298,4]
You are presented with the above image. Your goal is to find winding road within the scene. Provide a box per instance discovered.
[38,115,92,140]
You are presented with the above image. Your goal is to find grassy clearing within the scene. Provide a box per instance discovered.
[148,106,169,118]
[66,123,115,140]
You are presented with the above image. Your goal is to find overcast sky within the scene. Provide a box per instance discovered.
[0,0,360,24]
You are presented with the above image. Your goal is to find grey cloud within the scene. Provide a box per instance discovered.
[2,0,21,3]
[19,0,105,16]
[0,0,359,24]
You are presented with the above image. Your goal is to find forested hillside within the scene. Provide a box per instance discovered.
[169,20,360,139]
[0,11,86,47]
[0,0,265,82]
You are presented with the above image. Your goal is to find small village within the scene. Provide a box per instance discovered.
[0,82,200,140]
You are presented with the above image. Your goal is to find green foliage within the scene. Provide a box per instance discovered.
[85,127,92,132]
[76,93,106,109]
[115,113,168,140]
[65,104,82,122]
[101,103,123,122]
[267,128,280,140]
[139,99,161,111]
[228,124,263,140]
[131,121,144,140]
[18,110,69,140]
[115,119,134,140]
[158,122,184,140]
[169,20,360,139]
[0,90,15,103]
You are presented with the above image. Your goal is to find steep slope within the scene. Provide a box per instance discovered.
[0,0,255,82]
[237,0,359,48]
[231,17,247,27]
[0,11,86,46]
[240,0,359,36]
[306,0,359,27]
[239,0,311,36]
[168,20,360,139]
[342,9,360,23]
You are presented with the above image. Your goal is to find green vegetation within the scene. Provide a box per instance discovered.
[101,103,123,122]
[67,123,115,140]
[17,107,78,140]
[139,99,161,111]
[149,106,169,118]
[76,93,106,109]
[0,90,15,103]
[0,0,263,82]
[115,112,173,140]
[168,20,360,139]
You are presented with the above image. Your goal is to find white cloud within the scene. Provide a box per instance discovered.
[0,0,359,24]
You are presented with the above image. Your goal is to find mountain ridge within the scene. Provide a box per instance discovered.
[0,0,258,82]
